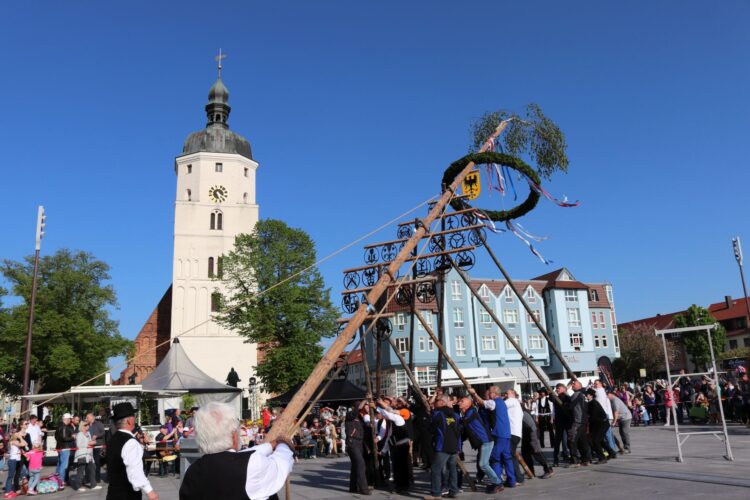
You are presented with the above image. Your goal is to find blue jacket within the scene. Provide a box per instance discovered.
[432,407,459,453]
[491,397,511,439]
[462,407,491,448]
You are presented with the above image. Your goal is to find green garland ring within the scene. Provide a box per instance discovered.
[442,152,541,222]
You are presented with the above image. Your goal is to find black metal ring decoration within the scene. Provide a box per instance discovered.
[449,232,466,250]
[415,258,432,278]
[397,225,413,240]
[362,267,377,287]
[434,254,452,273]
[429,235,445,254]
[456,250,476,271]
[381,243,397,262]
[468,226,487,247]
[364,248,379,265]
[395,286,413,307]
[443,215,459,231]
[373,317,393,341]
[342,294,360,314]
[442,152,541,221]
[416,282,436,303]
[343,271,360,290]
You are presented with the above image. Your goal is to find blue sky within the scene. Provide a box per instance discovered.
[2,2,749,375]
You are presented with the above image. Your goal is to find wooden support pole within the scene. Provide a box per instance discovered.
[267,119,512,441]
[359,325,382,485]
[472,225,578,382]
[443,253,563,406]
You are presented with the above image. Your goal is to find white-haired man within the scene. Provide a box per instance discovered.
[180,402,294,500]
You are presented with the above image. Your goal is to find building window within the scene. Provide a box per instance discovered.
[503,309,519,326]
[589,289,599,302]
[481,336,497,351]
[187,164,192,174]
[416,366,437,387]
[396,338,409,354]
[525,288,536,303]
[599,312,606,328]
[211,292,222,312]
[419,337,426,352]
[606,286,613,303]
[453,308,464,328]
[565,290,578,302]
[395,313,406,331]
[529,334,544,350]
[570,332,583,349]
[428,337,435,351]
[215,163,223,173]
[396,370,408,397]
[208,257,215,278]
[210,210,223,230]
[418,311,433,331]
[243,192,248,203]
[743,338,750,348]
[479,285,490,300]
[567,308,581,327]
[455,336,466,356]
[611,311,617,330]
[601,335,609,348]
[614,332,620,352]
[594,335,601,348]
[505,335,520,350]
[244,167,249,177]
[591,312,600,329]
[217,256,223,279]
[186,189,192,201]
[504,287,514,302]
[527,310,541,326]
[451,281,462,300]
[480,309,492,326]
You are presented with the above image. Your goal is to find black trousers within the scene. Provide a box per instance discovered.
[510,435,524,482]
[391,443,410,491]
[347,440,368,494]
[552,423,568,462]
[567,423,591,464]
[92,448,103,482]
[378,450,391,483]
[521,441,551,476]
[589,424,610,461]
[537,416,554,448]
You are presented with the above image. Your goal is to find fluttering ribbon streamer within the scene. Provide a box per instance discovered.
[527,179,580,207]
[474,209,505,234]
[506,220,553,264]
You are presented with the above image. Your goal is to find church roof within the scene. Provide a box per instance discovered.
[181,73,253,160]
[141,338,241,393]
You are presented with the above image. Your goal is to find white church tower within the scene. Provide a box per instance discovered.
[170,64,259,392]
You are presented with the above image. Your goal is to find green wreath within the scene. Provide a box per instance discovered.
[442,152,541,222]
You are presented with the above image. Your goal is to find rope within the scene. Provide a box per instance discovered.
[18,195,440,417]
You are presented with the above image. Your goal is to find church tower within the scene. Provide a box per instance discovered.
[170,65,259,392]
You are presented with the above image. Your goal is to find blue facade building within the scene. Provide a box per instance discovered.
[363,268,620,396]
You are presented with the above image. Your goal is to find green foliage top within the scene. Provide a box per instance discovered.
[0,249,131,395]
[470,103,569,180]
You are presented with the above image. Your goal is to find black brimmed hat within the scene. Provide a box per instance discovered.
[112,402,136,421]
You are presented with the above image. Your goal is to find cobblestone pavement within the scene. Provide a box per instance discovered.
[11,423,749,499]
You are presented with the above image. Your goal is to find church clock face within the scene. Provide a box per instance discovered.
[208,185,228,203]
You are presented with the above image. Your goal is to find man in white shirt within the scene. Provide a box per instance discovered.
[505,390,525,484]
[180,401,294,500]
[593,380,619,455]
[106,402,157,500]
[26,415,43,446]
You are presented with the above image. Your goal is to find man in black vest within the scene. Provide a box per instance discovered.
[180,401,294,500]
[106,402,158,500]
[535,388,554,448]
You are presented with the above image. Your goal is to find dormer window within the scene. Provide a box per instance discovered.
[525,288,536,303]
[589,289,599,302]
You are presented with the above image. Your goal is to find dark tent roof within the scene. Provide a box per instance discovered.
[141,339,241,394]
[268,379,366,405]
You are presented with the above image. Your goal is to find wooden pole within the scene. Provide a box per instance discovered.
[472,225,578,381]
[267,120,513,441]
[443,253,563,406]
[360,325,382,484]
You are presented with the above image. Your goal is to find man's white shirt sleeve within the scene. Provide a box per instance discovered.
[376,408,405,426]
[245,442,294,500]
[482,399,496,411]
[121,436,153,494]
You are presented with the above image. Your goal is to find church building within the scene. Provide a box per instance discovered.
[119,65,259,408]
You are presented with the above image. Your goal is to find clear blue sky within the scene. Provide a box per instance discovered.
[2,2,749,375]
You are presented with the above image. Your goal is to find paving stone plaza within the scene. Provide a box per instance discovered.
[20,423,749,499]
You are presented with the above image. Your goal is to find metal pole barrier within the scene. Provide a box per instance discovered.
[659,332,683,462]
[707,328,734,461]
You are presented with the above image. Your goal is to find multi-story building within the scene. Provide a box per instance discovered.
[363,268,619,396]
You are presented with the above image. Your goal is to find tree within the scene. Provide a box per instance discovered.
[217,219,338,394]
[616,323,676,381]
[673,305,726,370]
[470,103,569,180]
[0,249,131,395]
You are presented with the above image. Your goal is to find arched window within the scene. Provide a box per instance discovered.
[211,292,221,312]
[208,257,214,278]
[217,256,224,279]
[186,189,192,201]
[243,193,248,204]
[210,210,223,230]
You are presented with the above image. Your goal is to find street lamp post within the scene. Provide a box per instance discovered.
[21,206,46,414]
[731,237,750,329]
